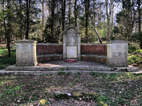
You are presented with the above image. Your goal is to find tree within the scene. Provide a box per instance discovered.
[43,0,61,43]
[105,0,114,41]
[61,0,66,31]
[137,0,142,49]
[25,0,30,39]
[0,0,41,56]
[74,0,78,26]
[115,0,136,40]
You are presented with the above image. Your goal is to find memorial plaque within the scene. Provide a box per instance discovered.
[67,46,77,58]
[67,29,77,45]
[63,26,81,60]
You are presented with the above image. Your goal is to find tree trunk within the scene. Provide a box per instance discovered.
[137,0,142,49]
[85,0,90,43]
[51,0,55,42]
[6,0,11,57]
[90,16,102,43]
[105,0,110,41]
[25,0,30,39]
[93,0,96,25]
[94,27,102,43]
[42,0,45,31]
[109,0,114,38]
[74,0,77,27]
[62,0,66,31]
[68,0,71,24]
[19,0,23,39]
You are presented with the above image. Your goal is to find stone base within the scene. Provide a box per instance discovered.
[81,55,107,64]
[6,61,139,73]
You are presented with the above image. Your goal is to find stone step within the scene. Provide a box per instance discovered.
[1,69,142,76]
[6,65,113,71]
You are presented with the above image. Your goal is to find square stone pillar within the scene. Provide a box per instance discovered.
[15,40,37,66]
[107,40,128,67]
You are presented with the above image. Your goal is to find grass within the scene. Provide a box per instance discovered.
[0,46,16,70]
[0,73,142,105]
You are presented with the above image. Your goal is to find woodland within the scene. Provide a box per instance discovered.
[0,1,142,105]
[0,0,141,57]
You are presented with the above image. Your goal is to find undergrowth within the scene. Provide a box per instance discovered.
[0,46,16,69]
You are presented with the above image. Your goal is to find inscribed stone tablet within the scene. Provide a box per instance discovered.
[67,46,77,58]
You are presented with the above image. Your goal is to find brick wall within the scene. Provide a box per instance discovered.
[81,44,107,55]
[37,56,63,63]
[36,43,107,63]
[37,43,63,55]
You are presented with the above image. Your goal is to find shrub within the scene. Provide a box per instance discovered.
[128,48,142,65]
[57,70,64,75]
[128,45,137,53]
[128,55,140,64]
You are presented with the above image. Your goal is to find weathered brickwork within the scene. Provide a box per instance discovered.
[37,44,63,55]
[81,45,107,55]
[37,44,107,63]
[37,56,63,63]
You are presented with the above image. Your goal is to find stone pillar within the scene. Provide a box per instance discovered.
[107,41,128,67]
[15,40,37,66]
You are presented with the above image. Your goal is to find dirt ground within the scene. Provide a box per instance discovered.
[0,73,142,106]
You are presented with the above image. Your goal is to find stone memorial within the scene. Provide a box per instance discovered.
[63,26,81,60]
[107,40,128,67]
[15,39,37,66]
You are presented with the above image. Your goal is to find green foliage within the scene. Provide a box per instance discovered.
[128,49,142,64]
[4,85,22,95]
[0,47,16,69]
[116,10,128,23]
[0,0,41,41]
[65,72,71,76]
[128,45,137,53]
[57,70,64,75]
[129,32,142,43]
[128,45,142,68]
[98,28,107,38]
[90,71,96,76]
[133,49,142,55]
[43,16,61,43]
[128,55,140,64]
[113,26,119,34]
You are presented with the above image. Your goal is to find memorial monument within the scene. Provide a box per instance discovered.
[63,26,81,60]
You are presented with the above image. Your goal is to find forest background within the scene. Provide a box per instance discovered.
[0,0,141,65]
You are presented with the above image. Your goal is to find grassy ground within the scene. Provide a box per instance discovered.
[0,46,16,70]
[0,73,142,106]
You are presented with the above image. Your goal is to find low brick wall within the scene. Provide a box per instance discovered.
[37,55,63,63]
[36,43,107,63]
[81,44,107,64]
[37,43,63,55]
[81,44,107,55]
[37,43,63,62]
